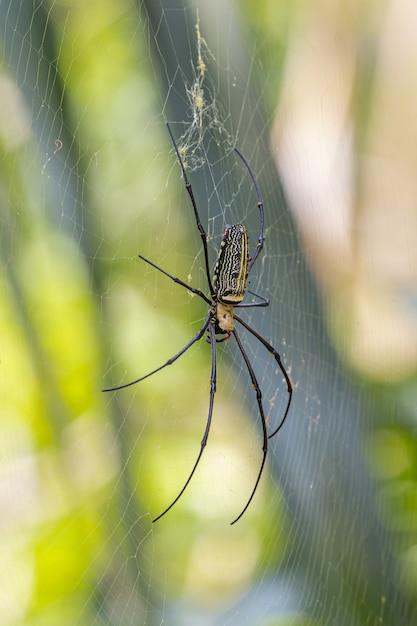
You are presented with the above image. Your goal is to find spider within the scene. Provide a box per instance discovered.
[103,123,292,524]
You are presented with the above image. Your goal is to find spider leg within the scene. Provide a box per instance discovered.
[138,254,211,305]
[102,310,211,392]
[247,288,270,303]
[230,327,268,525]
[166,123,215,297]
[153,316,217,522]
[234,289,270,308]
[234,313,292,439]
[233,147,264,272]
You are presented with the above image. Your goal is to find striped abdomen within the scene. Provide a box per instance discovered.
[213,223,249,304]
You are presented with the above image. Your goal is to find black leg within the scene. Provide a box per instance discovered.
[234,313,292,438]
[138,254,211,306]
[102,311,211,392]
[231,327,268,525]
[234,289,270,308]
[233,147,264,272]
[166,123,215,297]
[153,315,217,522]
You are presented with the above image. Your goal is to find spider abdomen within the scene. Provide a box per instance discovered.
[213,223,249,304]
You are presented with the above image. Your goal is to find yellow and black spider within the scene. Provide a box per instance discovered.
[103,123,292,524]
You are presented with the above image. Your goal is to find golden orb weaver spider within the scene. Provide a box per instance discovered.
[103,123,292,524]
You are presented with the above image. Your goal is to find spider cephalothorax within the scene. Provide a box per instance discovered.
[103,123,292,525]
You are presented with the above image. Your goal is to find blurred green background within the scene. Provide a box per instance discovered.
[1,0,417,625]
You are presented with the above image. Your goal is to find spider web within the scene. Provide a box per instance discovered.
[1,1,417,625]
